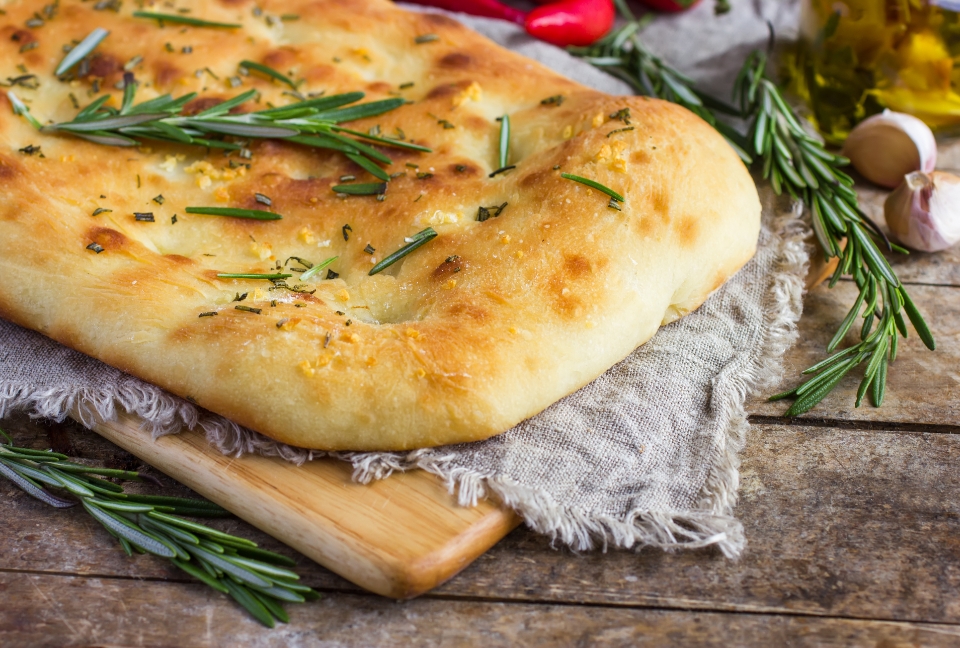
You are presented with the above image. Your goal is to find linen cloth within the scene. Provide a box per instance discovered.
[0,1,806,557]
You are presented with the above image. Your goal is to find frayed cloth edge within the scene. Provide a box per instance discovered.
[0,380,319,466]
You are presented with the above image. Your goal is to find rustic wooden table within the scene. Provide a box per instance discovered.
[2,176,959,647]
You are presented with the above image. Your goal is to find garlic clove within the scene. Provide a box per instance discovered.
[842,109,937,189]
[884,170,960,253]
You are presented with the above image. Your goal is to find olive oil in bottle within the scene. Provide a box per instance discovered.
[784,0,960,143]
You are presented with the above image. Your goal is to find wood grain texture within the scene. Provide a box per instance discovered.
[2,572,959,648]
[747,282,960,425]
[438,423,960,623]
[4,419,960,626]
[75,410,518,600]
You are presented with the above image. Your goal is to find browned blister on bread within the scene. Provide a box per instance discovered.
[0,0,760,450]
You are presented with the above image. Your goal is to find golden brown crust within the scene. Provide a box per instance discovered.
[0,0,760,450]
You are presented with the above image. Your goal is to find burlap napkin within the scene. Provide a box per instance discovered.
[0,2,806,558]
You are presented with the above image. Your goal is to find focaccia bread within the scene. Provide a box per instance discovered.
[0,0,760,450]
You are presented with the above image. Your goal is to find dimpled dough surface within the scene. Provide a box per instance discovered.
[0,0,760,450]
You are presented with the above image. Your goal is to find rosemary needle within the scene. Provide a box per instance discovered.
[217,273,292,280]
[333,182,386,196]
[369,228,437,276]
[498,114,510,170]
[7,92,42,130]
[186,207,282,220]
[240,60,298,90]
[560,173,625,203]
[132,11,242,29]
[55,28,110,77]
[300,256,338,282]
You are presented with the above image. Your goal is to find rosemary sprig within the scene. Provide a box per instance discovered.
[20,81,430,175]
[570,3,751,163]
[55,28,110,77]
[369,228,437,276]
[132,11,242,29]
[570,8,935,415]
[0,429,317,627]
[734,51,934,415]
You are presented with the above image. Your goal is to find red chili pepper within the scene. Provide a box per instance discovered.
[402,0,526,25]
[403,0,614,48]
[524,0,615,48]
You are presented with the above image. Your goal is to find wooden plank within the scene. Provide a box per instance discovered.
[76,409,519,600]
[437,423,960,623]
[747,282,960,425]
[1,572,958,648]
[5,421,960,625]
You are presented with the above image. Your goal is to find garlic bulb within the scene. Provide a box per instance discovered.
[842,110,937,188]
[884,170,960,252]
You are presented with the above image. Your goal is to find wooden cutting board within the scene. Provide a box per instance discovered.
[79,409,520,599]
